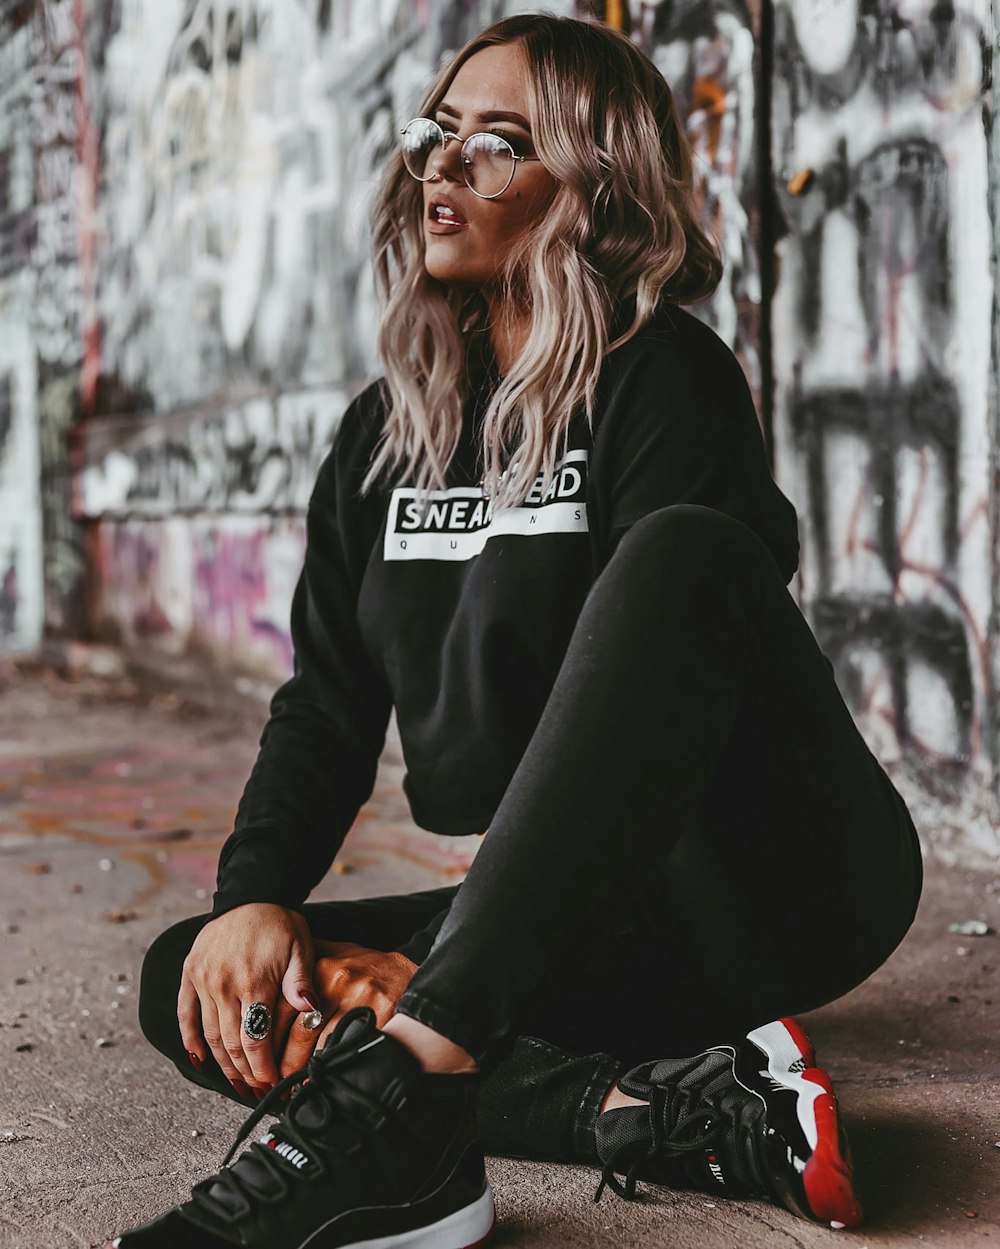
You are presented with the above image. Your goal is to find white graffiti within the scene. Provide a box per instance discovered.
[94,0,573,412]
[79,386,349,517]
[771,0,994,831]
[0,294,45,648]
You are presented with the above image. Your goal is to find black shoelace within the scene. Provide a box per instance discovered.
[187,1045,396,1226]
[594,1084,727,1203]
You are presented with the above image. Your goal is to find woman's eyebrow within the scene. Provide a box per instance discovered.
[435,101,532,130]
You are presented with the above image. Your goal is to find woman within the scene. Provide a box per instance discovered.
[110,15,922,1249]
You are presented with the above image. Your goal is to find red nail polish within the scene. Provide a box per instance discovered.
[188,1052,203,1071]
[302,990,319,1011]
[231,1079,252,1099]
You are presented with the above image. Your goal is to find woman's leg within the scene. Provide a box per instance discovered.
[395,504,922,1069]
[119,505,921,1245]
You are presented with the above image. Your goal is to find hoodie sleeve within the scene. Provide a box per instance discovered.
[592,311,800,584]
[212,384,393,917]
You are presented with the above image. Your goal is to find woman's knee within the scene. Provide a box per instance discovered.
[615,504,765,570]
[606,506,777,618]
[138,912,210,1056]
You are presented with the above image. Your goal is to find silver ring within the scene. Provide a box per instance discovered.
[242,1002,272,1041]
[301,1009,323,1031]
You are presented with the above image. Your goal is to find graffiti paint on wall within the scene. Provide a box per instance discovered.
[90,0,753,408]
[79,385,349,517]
[8,0,999,858]
[89,514,306,676]
[0,15,42,650]
[88,0,577,415]
[78,0,594,678]
[0,287,45,651]
[0,0,89,651]
[771,0,994,797]
[607,0,763,386]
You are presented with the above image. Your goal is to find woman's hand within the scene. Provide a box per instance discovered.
[274,942,417,1079]
[178,903,318,1097]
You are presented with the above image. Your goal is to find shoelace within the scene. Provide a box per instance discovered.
[188,1044,393,1225]
[594,1074,776,1205]
[594,1081,725,1203]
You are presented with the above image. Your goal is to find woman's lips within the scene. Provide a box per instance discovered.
[426,217,469,234]
[426,198,469,234]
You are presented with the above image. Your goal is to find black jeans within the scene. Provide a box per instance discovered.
[139,505,922,1165]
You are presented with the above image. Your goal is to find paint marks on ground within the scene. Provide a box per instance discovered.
[0,669,480,910]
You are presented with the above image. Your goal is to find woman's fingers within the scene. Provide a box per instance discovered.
[235,993,282,1093]
[227,994,280,1094]
[270,994,301,1067]
[177,974,206,1071]
[198,994,254,1099]
[278,1000,333,1080]
[312,1010,346,1057]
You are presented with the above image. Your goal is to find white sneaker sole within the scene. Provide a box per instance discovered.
[744,1019,862,1229]
[302,1184,496,1249]
[111,1184,496,1249]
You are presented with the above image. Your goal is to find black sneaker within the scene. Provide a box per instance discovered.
[105,1007,495,1248]
[594,1016,863,1229]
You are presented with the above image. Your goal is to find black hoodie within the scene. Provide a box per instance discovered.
[212,303,800,920]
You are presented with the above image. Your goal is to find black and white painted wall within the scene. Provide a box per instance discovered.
[69,0,765,676]
[771,0,997,857]
[1,0,998,859]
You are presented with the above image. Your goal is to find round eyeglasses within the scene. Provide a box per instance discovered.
[399,117,541,200]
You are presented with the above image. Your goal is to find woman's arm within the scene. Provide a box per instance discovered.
[179,387,393,1096]
[212,388,393,917]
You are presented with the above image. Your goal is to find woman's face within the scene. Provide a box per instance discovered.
[420,42,557,289]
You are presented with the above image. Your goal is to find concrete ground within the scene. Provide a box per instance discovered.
[0,650,997,1249]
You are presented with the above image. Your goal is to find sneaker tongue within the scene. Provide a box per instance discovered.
[598,1052,739,1184]
[202,1021,423,1219]
[296,1030,422,1129]
[643,1050,733,1096]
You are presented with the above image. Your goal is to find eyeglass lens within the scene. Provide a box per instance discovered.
[401,119,515,197]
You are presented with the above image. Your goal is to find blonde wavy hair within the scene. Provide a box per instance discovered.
[364,13,723,507]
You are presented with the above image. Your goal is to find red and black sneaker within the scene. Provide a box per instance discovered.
[594,1016,863,1229]
[104,1007,495,1249]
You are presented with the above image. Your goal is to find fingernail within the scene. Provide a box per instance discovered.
[231,1079,252,1099]
[188,1051,203,1071]
[302,990,319,1011]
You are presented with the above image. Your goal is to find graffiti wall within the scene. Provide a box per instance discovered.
[0,284,44,651]
[88,0,584,413]
[770,0,998,855]
[80,386,349,516]
[88,514,305,675]
[78,0,764,658]
[0,0,89,652]
[0,14,43,652]
[609,0,764,385]
[7,0,1000,857]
